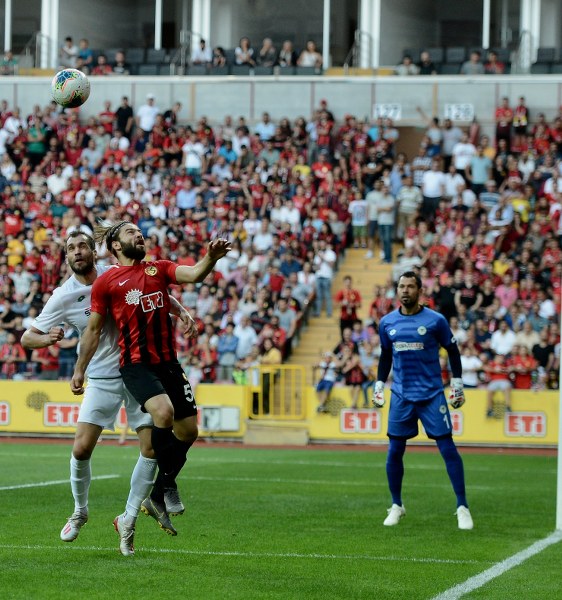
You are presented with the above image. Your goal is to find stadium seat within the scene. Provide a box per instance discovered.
[230,65,252,75]
[208,65,230,75]
[138,64,159,75]
[550,63,562,74]
[278,65,296,76]
[530,63,551,74]
[146,49,167,64]
[224,48,236,65]
[445,47,466,63]
[127,48,146,65]
[254,66,274,76]
[440,63,461,75]
[537,47,556,62]
[159,64,173,75]
[295,66,319,76]
[187,64,208,75]
[427,47,444,63]
[403,48,421,59]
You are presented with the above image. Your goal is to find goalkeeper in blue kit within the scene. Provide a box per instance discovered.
[372,271,473,530]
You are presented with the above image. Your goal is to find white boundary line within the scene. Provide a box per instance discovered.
[0,475,119,491]
[0,543,487,565]
[431,530,562,600]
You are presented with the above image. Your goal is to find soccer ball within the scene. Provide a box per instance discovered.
[51,68,90,108]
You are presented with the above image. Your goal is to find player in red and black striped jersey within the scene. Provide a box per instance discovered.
[71,221,231,535]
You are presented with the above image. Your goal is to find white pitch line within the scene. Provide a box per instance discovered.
[0,543,487,565]
[431,530,562,600]
[0,474,119,491]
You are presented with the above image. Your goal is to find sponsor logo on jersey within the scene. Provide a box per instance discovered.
[118,279,130,286]
[125,289,143,305]
[145,266,158,276]
[417,326,427,335]
[393,341,424,351]
[76,295,86,302]
[389,329,396,336]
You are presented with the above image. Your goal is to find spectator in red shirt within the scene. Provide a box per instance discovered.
[334,275,362,336]
[495,97,513,151]
[509,345,538,389]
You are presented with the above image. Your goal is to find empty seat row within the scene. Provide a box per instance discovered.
[134,64,322,76]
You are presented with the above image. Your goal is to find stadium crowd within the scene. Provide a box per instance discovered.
[0,87,561,415]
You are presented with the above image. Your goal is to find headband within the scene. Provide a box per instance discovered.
[107,221,129,247]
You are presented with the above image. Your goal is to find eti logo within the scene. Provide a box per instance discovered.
[340,409,382,433]
[44,403,81,426]
[505,412,546,437]
[0,401,10,425]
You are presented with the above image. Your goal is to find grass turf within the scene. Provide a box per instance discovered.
[0,441,560,599]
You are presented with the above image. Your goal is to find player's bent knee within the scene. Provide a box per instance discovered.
[145,395,174,427]
[72,441,95,461]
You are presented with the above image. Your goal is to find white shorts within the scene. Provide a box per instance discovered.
[78,377,153,431]
[487,380,511,392]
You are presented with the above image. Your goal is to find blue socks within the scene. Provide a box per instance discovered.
[386,438,407,506]
[436,436,468,508]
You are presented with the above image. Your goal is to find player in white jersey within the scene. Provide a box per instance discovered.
[21,231,197,555]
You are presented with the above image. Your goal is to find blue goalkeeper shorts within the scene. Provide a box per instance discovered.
[387,391,453,440]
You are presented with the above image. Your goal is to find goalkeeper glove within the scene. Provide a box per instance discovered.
[372,381,385,408]
[448,377,465,409]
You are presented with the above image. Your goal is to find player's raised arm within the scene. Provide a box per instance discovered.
[70,311,105,395]
[21,325,64,349]
[174,238,232,284]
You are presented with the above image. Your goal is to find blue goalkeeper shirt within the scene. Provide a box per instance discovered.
[379,306,454,402]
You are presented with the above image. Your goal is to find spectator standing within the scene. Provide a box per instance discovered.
[396,174,422,239]
[466,145,492,195]
[77,39,94,73]
[376,184,396,264]
[348,189,368,248]
[334,275,362,336]
[510,346,538,390]
[216,322,238,382]
[451,132,476,180]
[315,351,340,413]
[421,159,445,219]
[115,96,134,138]
[495,97,513,151]
[313,240,336,318]
[59,36,78,68]
[442,119,464,172]
[135,94,159,146]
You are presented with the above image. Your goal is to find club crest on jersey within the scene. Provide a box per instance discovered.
[417,326,427,335]
[125,289,143,305]
[439,405,447,414]
[145,266,158,276]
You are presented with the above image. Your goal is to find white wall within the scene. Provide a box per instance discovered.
[380,0,436,65]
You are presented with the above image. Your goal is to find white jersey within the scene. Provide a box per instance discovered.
[32,265,120,379]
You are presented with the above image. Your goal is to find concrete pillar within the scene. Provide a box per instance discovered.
[322,0,331,69]
[155,0,163,50]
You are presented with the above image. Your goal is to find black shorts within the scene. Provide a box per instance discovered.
[120,361,197,420]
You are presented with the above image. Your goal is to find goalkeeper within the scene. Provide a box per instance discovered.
[372,271,473,530]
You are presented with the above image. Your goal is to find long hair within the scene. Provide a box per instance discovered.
[93,220,129,257]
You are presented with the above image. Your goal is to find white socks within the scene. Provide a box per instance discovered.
[124,454,157,525]
[70,455,91,512]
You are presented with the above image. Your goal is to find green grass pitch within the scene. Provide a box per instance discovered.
[0,440,560,599]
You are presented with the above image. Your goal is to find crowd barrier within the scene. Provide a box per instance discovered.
[0,379,557,447]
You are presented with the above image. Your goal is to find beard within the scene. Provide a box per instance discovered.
[68,255,95,275]
[120,240,146,260]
